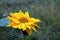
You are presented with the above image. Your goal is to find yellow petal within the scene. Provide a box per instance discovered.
[29,18,41,23]
[21,23,26,31]
[13,25,17,28]
[28,18,35,22]
[19,10,24,17]
[36,19,41,22]
[26,25,31,29]
[7,16,20,24]
[35,25,40,28]
[9,13,21,19]
[7,24,11,27]
[25,11,29,18]
[26,28,32,35]
[25,22,34,29]
[31,26,37,32]
[31,24,40,28]
[18,26,21,29]
[7,22,16,27]
[25,22,34,25]
[17,24,22,29]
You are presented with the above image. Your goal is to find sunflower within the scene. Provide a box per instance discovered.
[7,10,41,35]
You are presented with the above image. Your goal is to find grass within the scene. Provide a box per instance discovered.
[0,0,60,40]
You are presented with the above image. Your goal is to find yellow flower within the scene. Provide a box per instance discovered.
[7,10,41,35]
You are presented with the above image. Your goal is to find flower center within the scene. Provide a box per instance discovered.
[19,17,28,23]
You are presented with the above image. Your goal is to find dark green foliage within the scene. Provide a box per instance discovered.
[0,0,60,40]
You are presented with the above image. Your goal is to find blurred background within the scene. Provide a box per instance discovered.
[0,0,60,40]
